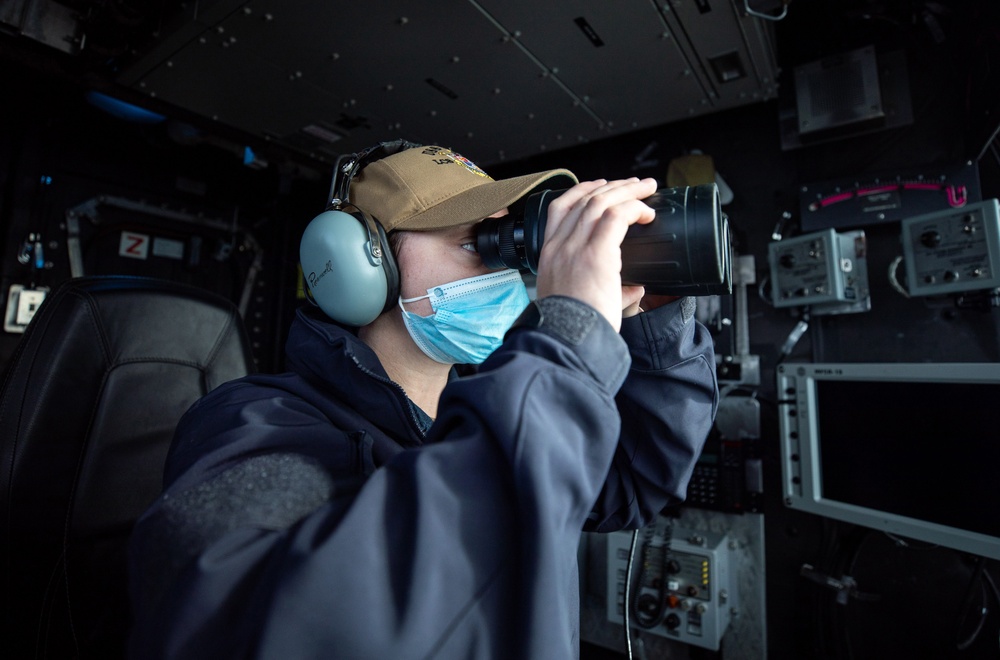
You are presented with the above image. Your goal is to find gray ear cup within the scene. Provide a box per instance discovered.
[300,209,398,326]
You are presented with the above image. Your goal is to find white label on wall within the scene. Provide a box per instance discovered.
[153,237,185,260]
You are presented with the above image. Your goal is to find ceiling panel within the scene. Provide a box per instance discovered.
[115,0,778,166]
[476,0,713,130]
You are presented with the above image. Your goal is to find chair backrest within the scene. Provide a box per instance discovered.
[0,275,256,659]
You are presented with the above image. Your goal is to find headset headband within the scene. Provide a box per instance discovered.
[326,139,423,212]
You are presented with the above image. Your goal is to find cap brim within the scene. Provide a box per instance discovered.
[388,168,578,232]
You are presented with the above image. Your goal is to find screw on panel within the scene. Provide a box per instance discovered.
[399,17,409,25]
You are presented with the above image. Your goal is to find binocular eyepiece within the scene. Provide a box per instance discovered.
[476,183,733,297]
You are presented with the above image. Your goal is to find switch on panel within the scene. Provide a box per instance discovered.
[5,285,48,333]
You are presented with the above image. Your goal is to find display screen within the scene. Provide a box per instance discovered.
[778,363,1000,560]
[816,380,1000,539]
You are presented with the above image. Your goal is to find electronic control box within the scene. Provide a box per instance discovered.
[606,523,736,651]
[768,228,870,314]
[900,198,1000,296]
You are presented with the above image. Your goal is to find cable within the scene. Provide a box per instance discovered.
[631,519,676,633]
[744,0,788,21]
[757,275,774,306]
[624,529,639,660]
[956,556,989,651]
[776,312,811,365]
[887,256,911,298]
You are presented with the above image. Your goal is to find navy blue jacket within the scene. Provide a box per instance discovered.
[128,297,717,659]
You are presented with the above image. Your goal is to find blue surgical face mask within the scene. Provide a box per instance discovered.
[399,269,529,364]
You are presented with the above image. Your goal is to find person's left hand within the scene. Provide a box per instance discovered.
[622,290,682,318]
[621,285,645,318]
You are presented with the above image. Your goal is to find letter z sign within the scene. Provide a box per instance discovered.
[119,231,150,260]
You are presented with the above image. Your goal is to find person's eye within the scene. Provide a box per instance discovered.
[460,241,477,253]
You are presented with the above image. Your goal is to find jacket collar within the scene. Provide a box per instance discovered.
[284,307,425,447]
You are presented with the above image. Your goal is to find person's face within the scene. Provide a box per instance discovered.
[396,209,509,317]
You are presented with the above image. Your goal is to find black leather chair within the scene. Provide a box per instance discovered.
[0,276,256,659]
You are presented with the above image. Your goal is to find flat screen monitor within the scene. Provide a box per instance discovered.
[777,362,1000,560]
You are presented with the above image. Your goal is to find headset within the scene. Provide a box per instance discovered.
[300,139,422,326]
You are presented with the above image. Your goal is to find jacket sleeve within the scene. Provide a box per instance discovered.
[586,296,719,532]
[128,309,634,659]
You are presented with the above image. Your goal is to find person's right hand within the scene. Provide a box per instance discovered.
[534,178,658,332]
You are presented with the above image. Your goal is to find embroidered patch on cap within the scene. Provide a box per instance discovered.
[422,146,490,179]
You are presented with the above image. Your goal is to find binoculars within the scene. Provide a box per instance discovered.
[476,183,732,297]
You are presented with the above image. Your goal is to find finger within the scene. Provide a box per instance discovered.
[579,198,657,251]
[541,180,608,242]
[622,285,645,317]
[545,178,656,247]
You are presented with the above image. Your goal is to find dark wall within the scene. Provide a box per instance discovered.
[0,47,326,373]
[490,2,1000,659]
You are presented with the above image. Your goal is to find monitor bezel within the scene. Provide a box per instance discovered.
[777,362,1000,560]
